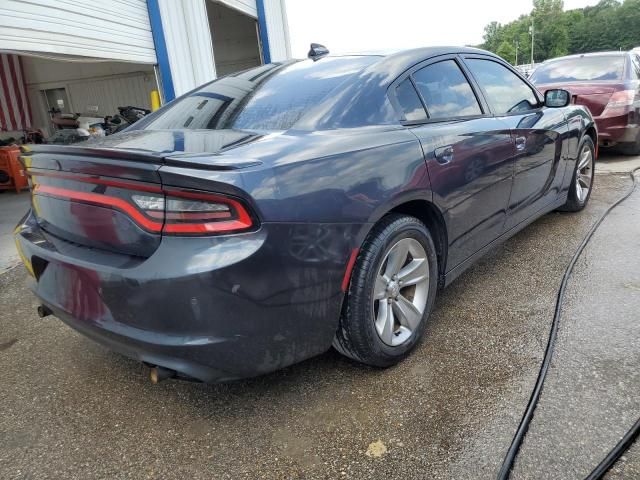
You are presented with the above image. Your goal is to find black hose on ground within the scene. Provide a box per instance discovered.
[585,417,640,480]
[497,166,640,480]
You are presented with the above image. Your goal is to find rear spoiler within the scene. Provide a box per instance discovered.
[21,144,163,163]
[20,144,261,171]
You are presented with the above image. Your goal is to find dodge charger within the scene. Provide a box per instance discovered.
[15,46,596,383]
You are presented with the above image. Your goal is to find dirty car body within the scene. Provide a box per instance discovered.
[15,47,596,382]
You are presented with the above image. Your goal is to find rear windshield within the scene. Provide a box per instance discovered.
[135,57,377,132]
[530,55,626,83]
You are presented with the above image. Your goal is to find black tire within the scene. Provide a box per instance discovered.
[558,135,595,212]
[333,214,438,367]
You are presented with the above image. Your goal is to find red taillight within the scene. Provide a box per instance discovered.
[132,189,254,235]
[35,184,164,231]
[601,90,635,118]
[31,173,255,236]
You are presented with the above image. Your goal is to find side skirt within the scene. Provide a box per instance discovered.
[443,196,567,287]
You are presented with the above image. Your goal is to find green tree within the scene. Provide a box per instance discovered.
[480,0,640,63]
[531,0,569,61]
[482,21,503,52]
[497,40,517,64]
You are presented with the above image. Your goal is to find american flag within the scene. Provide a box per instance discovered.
[0,53,31,131]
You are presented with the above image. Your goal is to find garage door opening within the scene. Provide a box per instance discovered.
[19,56,158,138]
[207,1,263,77]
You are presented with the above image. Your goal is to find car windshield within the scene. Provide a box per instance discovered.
[530,55,626,83]
[135,57,377,132]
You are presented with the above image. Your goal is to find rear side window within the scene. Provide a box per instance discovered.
[395,78,427,121]
[529,55,626,83]
[466,59,538,115]
[412,60,482,119]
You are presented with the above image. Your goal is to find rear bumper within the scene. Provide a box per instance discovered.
[15,210,360,382]
[595,115,639,146]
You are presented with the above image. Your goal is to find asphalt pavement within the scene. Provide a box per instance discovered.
[511,159,640,479]
[0,154,638,479]
[0,191,29,272]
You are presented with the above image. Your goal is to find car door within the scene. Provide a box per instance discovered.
[462,56,569,229]
[390,56,514,270]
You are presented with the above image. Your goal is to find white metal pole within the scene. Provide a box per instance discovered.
[530,23,535,65]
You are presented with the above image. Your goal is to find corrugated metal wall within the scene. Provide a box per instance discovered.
[0,0,156,64]
[157,0,290,97]
[157,0,217,97]
[262,0,291,62]
[67,73,155,116]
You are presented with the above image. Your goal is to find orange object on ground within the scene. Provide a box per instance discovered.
[0,146,28,193]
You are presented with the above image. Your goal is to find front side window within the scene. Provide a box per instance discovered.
[412,60,482,119]
[466,59,538,115]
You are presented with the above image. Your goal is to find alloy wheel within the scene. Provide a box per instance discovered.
[576,145,594,203]
[372,238,430,347]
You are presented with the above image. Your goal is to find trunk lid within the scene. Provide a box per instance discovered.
[23,129,264,257]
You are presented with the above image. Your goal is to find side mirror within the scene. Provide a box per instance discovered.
[545,89,571,108]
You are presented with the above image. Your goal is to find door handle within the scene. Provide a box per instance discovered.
[435,145,454,164]
[515,136,527,151]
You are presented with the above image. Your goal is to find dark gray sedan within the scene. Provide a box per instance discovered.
[15,46,596,382]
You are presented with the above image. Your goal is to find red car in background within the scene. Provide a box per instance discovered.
[531,51,640,155]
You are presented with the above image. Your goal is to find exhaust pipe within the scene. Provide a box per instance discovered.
[37,305,53,318]
[149,366,176,384]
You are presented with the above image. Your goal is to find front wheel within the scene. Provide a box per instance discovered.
[333,214,438,367]
[558,135,595,212]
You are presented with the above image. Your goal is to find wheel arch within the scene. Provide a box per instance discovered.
[388,200,448,287]
[353,197,449,290]
[334,200,446,362]
[584,124,598,155]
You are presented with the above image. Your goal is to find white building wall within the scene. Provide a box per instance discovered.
[0,0,290,107]
[0,0,156,64]
[156,0,290,97]
[263,0,291,62]
[157,0,217,97]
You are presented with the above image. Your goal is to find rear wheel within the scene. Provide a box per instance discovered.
[559,135,595,212]
[333,214,438,367]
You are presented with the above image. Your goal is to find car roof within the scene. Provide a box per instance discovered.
[541,51,629,64]
[327,45,490,59]
[318,46,501,84]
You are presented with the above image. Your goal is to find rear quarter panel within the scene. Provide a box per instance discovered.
[159,126,432,228]
[248,127,430,225]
